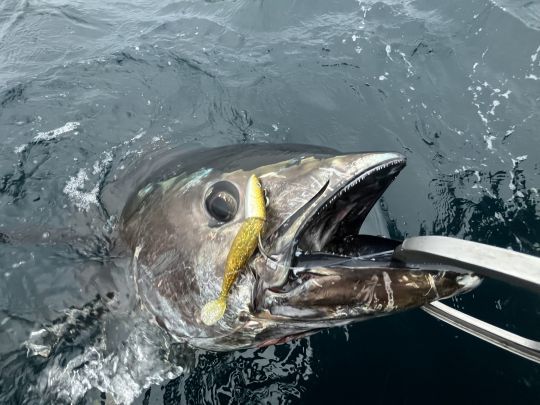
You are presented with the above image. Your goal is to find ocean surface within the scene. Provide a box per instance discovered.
[1,0,539,403]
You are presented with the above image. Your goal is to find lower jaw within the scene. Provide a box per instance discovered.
[258,270,481,323]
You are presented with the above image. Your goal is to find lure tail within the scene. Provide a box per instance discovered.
[201,297,227,326]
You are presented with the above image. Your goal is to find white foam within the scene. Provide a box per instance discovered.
[508,156,528,192]
[385,44,393,61]
[484,134,496,150]
[531,45,540,63]
[488,99,500,115]
[14,144,27,153]
[64,151,115,211]
[63,169,99,211]
[14,121,80,153]
[476,107,488,125]
[124,130,145,145]
[399,52,414,76]
[92,151,113,176]
[34,122,80,142]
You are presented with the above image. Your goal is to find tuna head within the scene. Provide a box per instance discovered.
[120,144,480,351]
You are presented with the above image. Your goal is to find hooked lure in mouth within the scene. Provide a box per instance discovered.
[201,174,266,325]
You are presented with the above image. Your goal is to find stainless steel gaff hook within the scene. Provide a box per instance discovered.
[393,236,540,364]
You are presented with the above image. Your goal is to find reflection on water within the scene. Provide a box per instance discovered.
[160,341,313,404]
[428,159,539,252]
[0,0,539,403]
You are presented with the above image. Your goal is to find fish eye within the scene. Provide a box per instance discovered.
[205,181,239,223]
[207,192,237,222]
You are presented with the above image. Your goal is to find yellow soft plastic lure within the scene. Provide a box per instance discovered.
[201,174,266,326]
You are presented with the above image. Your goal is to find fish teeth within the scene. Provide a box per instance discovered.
[306,159,402,224]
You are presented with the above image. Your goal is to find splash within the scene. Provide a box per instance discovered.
[25,303,189,404]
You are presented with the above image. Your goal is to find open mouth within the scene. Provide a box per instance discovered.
[296,154,407,255]
[252,152,480,324]
[271,154,407,294]
[253,153,407,305]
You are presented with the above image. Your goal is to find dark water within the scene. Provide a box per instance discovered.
[1,0,539,403]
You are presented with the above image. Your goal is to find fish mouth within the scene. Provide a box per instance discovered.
[252,152,481,326]
[259,152,407,272]
[296,154,406,254]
